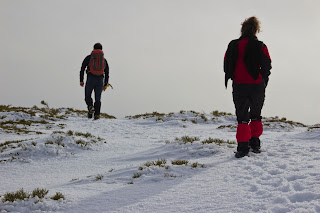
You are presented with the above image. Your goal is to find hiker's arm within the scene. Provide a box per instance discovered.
[260,44,272,86]
[80,55,90,85]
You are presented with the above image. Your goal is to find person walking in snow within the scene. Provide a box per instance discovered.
[80,43,109,120]
[224,16,272,158]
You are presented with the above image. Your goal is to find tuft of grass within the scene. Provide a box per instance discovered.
[191,162,206,169]
[75,132,94,138]
[52,131,64,134]
[2,188,30,202]
[200,114,208,122]
[143,161,154,167]
[133,173,142,179]
[95,174,104,181]
[75,139,90,147]
[171,160,189,166]
[175,136,200,144]
[211,110,232,117]
[51,192,65,200]
[100,113,116,119]
[266,116,306,127]
[126,111,165,119]
[0,139,27,148]
[66,130,74,136]
[202,137,236,146]
[189,110,200,115]
[31,188,49,199]
[45,140,54,145]
[143,159,167,168]
[191,162,198,168]
[217,124,236,129]
[307,125,320,131]
[55,136,65,147]
[155,158,167,167]
[191,119,198,124]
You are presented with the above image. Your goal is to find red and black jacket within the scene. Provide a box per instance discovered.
[224,35,271,94]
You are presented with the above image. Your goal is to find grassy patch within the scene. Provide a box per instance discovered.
[2,188,30,202]
[133,173,142,179]
[31,188,49,199]
[191,162,206,168]
[0,139,27,148]
[95,174,104,181]
[217,124,236,129]
[126,111,165,120]
[191,120,198,124]
[175,136,200,144]
[66,130,74,136]
[51,192,65,200]
[307,125,320,131]
[75,139,90,147]
[142,159,167,168]
[171,160,189,166]
[75,132,94,138]
[211,110,232,117]
[202,137,236,146]
[200,114,208,122]
[265,116,306,127]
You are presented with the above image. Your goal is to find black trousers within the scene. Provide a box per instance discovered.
[85,75,104,115]
[233,92,265,124]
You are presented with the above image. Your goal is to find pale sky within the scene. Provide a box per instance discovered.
[1,0,319,125]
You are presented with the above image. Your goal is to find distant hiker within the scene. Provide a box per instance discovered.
[80,43,109,120]
[224,16,272,158]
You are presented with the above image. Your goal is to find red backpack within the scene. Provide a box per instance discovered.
[88,49,105,75]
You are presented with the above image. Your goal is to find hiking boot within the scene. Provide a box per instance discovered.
[235,142,249,158]
[94,114,100,120]
[88,106,95,119]
[249,137,261,153]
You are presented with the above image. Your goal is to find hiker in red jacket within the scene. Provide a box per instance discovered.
[224,17,272,158]
[80,43,109,120]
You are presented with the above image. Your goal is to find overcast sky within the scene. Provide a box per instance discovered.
[1,0,319,125]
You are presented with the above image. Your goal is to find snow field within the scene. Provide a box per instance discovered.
[0,107,319,212]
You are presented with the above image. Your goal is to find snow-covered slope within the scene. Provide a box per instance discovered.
[0,105,319,213]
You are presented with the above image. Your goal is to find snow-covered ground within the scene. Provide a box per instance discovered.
[0,106,319,213]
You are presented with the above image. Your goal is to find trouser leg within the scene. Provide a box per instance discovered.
[93,76,104,115]
[85,76,94,108]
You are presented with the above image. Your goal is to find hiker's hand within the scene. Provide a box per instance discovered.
[80,82,84,87]
[103,86,107,91]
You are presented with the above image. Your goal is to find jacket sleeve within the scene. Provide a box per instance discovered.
[104,59,109,86]
[80,55,90,82]
[224,40,238,88]
[260,44,272,86]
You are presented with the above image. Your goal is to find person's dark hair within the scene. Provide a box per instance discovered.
[94,43,103,50]
[241,16,261,36]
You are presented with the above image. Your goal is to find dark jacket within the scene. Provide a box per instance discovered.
[80,55,109,86]
[224,35,271,95]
